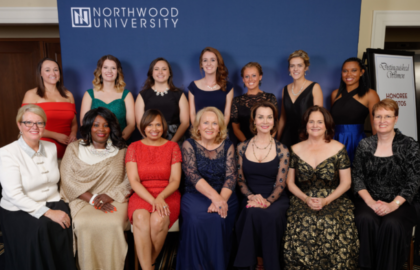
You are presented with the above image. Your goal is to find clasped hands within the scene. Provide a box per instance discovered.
[207,195,228,219]
[246,194,271,209]
[305,196,328,211]
[367,199,398,216]
[93,194,116,213]
[152,195,170,218]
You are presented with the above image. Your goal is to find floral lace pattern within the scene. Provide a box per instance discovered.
[231,92,277,123]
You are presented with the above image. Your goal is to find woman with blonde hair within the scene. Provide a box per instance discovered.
[80,55,135,141]
[277,50,323,148]
[176,107,238,270]
[0,104,76,270]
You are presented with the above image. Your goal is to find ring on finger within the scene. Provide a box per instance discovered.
[100,200,103,204]
[163,205,168,209]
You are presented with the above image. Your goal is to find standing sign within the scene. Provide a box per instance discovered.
[366,49,418,140]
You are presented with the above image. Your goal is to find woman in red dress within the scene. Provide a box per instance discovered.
[126,109,182,270]
[22,57,77,159]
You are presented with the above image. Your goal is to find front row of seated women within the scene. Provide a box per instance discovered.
[1,98,419,270]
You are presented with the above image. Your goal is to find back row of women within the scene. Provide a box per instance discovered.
[0,46,419,270]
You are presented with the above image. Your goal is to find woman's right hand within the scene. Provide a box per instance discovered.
[44,209,71,229]
[211,195,228,219]
[366,199,379,212]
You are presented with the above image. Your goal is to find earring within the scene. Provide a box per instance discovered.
[106,138,112,150]
[305,72,307,76]
[196,129,200,137]
[289,73,291,76]
[20,131,23,135]
[253,124,257,132]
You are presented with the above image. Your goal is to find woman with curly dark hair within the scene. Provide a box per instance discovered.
[60,107,132,270]
[330,57,380,163]
[188,47,234,125]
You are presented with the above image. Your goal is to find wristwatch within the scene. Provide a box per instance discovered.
[394,200,401,206]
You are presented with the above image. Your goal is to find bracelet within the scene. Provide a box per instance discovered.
[304,196,310,203]
[89,194,98,205]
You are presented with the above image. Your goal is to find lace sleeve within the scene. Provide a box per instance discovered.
[269,93,278,107]
[171,143,182,164]
[237,141,253,197]
[399,139,420,203]
[231,97,239,123]
[222,143,237,191]
[181,140,203,186]
[125,143,137,163]
[352,141,367,194]
[267,142,289,203]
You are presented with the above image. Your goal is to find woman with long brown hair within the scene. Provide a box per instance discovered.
[80,55,135,141]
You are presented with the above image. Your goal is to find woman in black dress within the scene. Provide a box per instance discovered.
[277,50,323,148]
[235,101,289,270]
[352,99,420,270]
[231,62,277,142]
[135,57,189,143]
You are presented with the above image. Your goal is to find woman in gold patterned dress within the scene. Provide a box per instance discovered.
[283,106,359,269]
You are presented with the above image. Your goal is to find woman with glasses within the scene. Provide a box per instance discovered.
[352,99,420,270]
[0,104,76,270]
[22,58,78,159]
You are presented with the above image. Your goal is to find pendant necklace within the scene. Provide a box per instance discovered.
[152,87,169,96]
[291,79,306,96]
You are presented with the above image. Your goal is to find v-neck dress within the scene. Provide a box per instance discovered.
[280,82,316,149]
[283,147,359,269]
[330,87,370,163]
[87,89,129,132]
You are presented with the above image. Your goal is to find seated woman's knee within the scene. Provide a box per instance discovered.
[133,210,150,230]
[151,214,169,232]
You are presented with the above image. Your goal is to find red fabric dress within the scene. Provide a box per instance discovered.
[126,140,182,228]
[22,102,76,159]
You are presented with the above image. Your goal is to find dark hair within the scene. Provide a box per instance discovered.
[199,47,229,91]
[141,57,180,92]
[80,107,126,149]
[299,106,334,142]
[249,101,279,135]
[139,109,168,138]
[36,57,68,98]
[335,57,370,100]
[92,55,126,93]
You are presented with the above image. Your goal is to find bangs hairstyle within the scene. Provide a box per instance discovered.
[80,107,126,149]
[190,107,227,144]
[288,50,310,68]
[299,106,335,143]
[141,57,180,92]
[36,57,68,98]
[139,109,168,139]
[92,55,126,93]
[372,98,399,117]
[249,101,278,135]
[335,57,370,100]
[199,47,229,91]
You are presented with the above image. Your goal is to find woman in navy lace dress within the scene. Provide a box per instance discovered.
[177,107,238,270]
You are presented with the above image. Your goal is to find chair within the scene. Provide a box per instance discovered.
[133,219,179,270]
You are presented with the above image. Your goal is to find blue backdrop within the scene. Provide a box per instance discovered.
[57,0,361,135]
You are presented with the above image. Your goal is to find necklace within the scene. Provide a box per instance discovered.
[205,80,219,90]
[252,137,273,163]
[253,137,272,150]
[152,87,169,96]
[87,144,115,157]
[291,79,306,96]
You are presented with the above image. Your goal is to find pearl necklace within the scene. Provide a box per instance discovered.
[291,79,306,96]
[152,88,169,96]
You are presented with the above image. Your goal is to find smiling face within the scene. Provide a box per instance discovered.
[254,107,274,134]
[198,111,220,141]
[40,60,60,86]
[201,51,218,75]
[144,115,164,140]
[342,61,364,88]
[289,57,308,80]
[242,67,262,91]
[101,59,118,83]
[306,111,326,138]
[373,107,398,134]
[152,60,170,84]
[90,115,110,148]
[18,112,45,143]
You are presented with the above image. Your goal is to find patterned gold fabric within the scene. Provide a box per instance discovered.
[284,147,359,269]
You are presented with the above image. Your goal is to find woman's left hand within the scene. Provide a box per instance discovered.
[153,196,170,217]
[207,203,218,213]
[375,200,398,216]
[94,194,114,209]
[68,132,77,144]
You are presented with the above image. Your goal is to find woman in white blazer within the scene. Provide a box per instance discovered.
[0,104,76,270]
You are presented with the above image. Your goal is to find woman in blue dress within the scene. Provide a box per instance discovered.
[177,106,238,270]
[188,47,234,125]
[330,57,379,163]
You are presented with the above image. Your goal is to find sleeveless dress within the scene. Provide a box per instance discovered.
[283,147,359,269]
[22,102,76,159]
[140,88,184,141]
[177,138,238,270]
[87,89,129,132]
[330,88,369,163]
[188,81,234,113]
[234,140,289,270]
[280,82,316,149]
[125,140,182,228]
[231,92,278,140]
